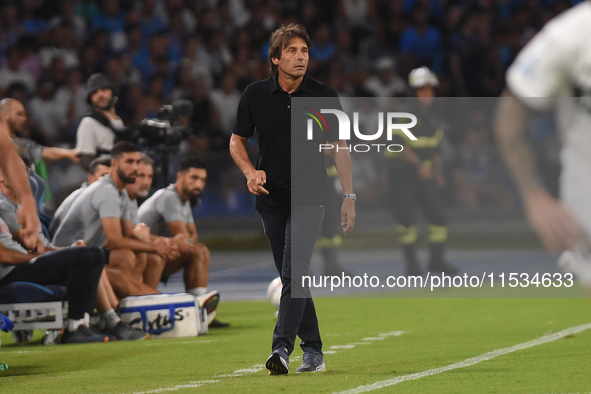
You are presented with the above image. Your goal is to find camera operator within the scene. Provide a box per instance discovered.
[76,73,129,170]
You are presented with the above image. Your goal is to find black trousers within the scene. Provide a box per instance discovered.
[260,204,325,355]
[0,247,105,320]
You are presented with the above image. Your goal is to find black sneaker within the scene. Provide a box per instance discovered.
[61,325,111,344]
[106,321,149,341]
[296,347,325,373]
[266,347,289,375]
[89,326,116,342]
[209,319,230,328]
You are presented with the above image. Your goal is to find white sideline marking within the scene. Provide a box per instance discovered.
[216,365,264,378]
[331,344,356,349]
[132,380,219,393]
[379,331,406,337]
[334,322,591,394]
[143,340,212,347]
[127,330,408,394]
[0,350,41,354]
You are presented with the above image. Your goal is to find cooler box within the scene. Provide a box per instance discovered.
[119,293,207,338]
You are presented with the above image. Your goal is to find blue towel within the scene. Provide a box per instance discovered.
[0,313,13,332]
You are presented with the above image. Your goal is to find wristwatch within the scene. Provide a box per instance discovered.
[343,193,357,202]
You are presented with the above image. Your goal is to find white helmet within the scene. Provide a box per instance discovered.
[408,67,439,89]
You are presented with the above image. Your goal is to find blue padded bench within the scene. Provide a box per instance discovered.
[0,282,67,344]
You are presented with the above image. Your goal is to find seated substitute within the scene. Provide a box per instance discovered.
[52,141,176,281]
[0,163,151,341]
[0,221,109,343]
[136,156,228,327]
[49,156,111,235]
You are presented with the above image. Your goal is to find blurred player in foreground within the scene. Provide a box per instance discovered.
[496,2,591,284]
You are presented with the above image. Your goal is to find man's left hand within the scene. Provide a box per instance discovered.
[341,198,356,235]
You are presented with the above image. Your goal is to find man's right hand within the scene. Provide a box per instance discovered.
[523,190,583,252]
[246,170,269,195]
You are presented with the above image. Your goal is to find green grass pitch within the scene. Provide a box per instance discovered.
[1,296,591,393]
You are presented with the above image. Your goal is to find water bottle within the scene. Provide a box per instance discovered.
[0,363,8,371]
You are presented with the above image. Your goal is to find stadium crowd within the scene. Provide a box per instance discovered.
[0,0,574,213]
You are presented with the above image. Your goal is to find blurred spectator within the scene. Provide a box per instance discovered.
[141,74,166,117]
[75,0,99,20]
[49,0,88,42]
[450,12,493,97]
[138,0,168,40]
[28,79,67,145]
[182,34,214,87]
[55,68,90,129]
[203,31,233,79]
[18,35,43,82]
[377,0,406,53]
[209,71,241,138]
[170,60,194,101]
[189,77,221,148]
[133,30,181,87]
[363,57,407,103]
[91,0,127,51]
[400,5,443,74]
[0,4,20,56]
[164,0,198,35]
[5,83,29,106]
[124,22,144,57]
[119,52,143,86]
[47,57,68,89]
[338,0,378,54]
[90,28,114,69]
[79,45,101,80]
[0,47,36,95]
[38,22,80,69]
[309,23,337,77]
[21,0,49,36]
[123,83,147,127]
[403,0,444,20]
[453,112,513,208]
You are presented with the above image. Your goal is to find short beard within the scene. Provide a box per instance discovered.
[118,167,136,184]
[189,196,200,207]
[93,97,114,111]
[183,185,201,207]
